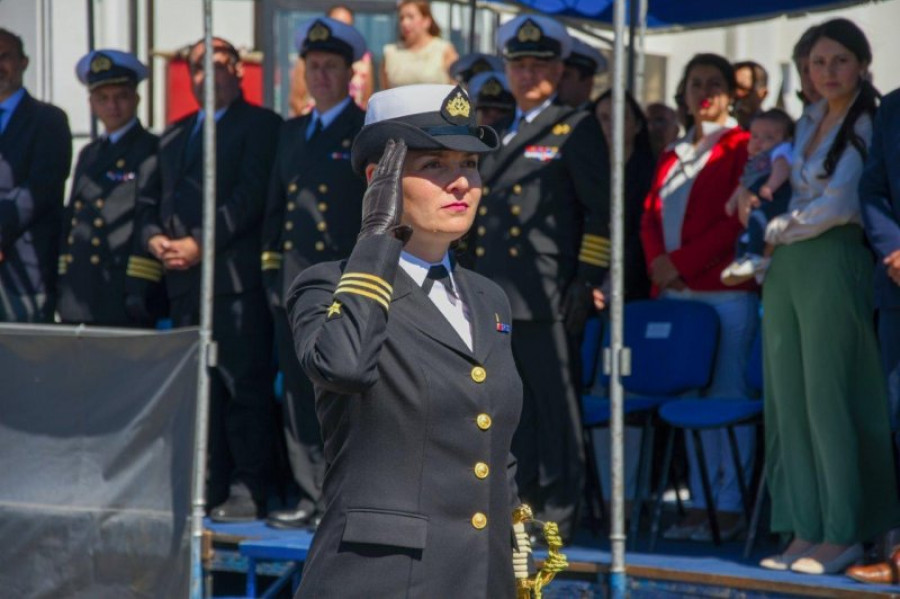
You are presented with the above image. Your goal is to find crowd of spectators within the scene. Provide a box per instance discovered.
[1,1,899,583]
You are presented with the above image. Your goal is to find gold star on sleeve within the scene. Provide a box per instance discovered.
[326,300,343,319]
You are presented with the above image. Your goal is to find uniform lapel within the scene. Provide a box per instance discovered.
[391,268,474,359]
[0,90,33,146]
[453,267,498,364]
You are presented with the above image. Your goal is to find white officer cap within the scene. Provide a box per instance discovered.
[567,38,608,74]
[468,71,515,111]
[496,15,572,60]
[75,49,149,90]
[449,53,505,84]
[351,84,499,174]
[295,17,367,64]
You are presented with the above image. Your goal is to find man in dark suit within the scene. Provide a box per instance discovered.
[57,49,166,327]
[261,17,367,530]
[138,37,282,520]
[0,28,72,322]
[470,15,611,540]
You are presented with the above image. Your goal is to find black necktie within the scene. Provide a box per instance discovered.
[308,117,323,141]
[422,264,454,296]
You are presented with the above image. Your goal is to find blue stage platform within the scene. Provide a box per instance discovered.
[205,519,900,598]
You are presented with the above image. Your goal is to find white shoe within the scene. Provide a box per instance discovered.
[790,544,863,575]
[759,546,816,571]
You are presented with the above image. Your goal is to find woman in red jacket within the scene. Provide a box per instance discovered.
[641,53,758,542]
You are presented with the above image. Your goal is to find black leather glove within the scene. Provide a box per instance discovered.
[125,293,153,326]
[560,278,595,336]
[357,139,412,244]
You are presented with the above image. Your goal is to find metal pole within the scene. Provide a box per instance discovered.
[189,1,217,597]
[634,0,648,103]
[467,0,477,54]
[86,0,98,140]
[146,0,155,129]
[609,0,628,597]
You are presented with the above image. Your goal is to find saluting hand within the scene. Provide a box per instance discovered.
[358,139,412,244]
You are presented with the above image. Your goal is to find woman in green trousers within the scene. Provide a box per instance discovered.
[760,18,900,575]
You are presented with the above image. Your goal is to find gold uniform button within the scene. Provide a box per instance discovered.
[91,237,101,247]
[94,218,104,228]
[317,202,328,212]
[478,206,488,216]
[476,414,492,430]
[475,247,485,257]
[71,218,78,226]
[286,201,296,211]
[512,184,522,195]
[285,221,294,231]
[471,512,487,529]
[510,205,522,216]
[283,241,293,250]
[474,462,490,479]
[477,226,486,236]
[287,183,298,193]
[74,200,83,211]
[471,366,487,383]
[509,247,519,257]
[510,226,521,237]
[318,184,328,194]
[315,241,325,251]
[90,255,100,265]
[67,254,74,264]
[116,159,125,168]
[317,221,328,232]
[95,199,104,209]
[483,185,491,195]
[67,235,74,245]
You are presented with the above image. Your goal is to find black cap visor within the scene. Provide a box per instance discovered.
[351,117,498,174]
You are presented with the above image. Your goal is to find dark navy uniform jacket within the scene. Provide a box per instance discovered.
[861,87,900,309]
[261,101,365,306]
[470,102,611,321]
[0,91,72,320]
[57,122,166,326]
[287,235,522,599]
[137,96,282,307]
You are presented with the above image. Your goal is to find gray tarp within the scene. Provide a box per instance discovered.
[0,324,199,599]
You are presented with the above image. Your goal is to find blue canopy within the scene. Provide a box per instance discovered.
[487,0,872,30]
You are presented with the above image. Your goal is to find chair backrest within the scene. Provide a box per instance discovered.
[601,299,720,396]
[745,328,763,394]
[581,317,604,389]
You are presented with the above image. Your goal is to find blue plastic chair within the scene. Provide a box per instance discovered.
[580,299,721,546]
[650,327,764,549]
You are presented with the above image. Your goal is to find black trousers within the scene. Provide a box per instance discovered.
[273,305,325,513]
[170,288,276,508]
[510,319,584,540]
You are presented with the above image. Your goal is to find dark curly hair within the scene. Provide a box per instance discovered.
[807,18,880,179]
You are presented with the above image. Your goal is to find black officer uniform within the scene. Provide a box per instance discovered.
[0,83,72,322]
[57,50,166,326]
[288,84,522,598]
[137,85,282,515]
[261,17,368,528]
[470,16,612,540]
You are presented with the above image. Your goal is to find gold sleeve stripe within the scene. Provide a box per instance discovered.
[340,272,393,294]
[578,254,609,267]
[57,255,69,275]
[334,285,390,311]
[127,266,163,282]
[581,237,611,250]
[127,256,164,282]
[582,234,610,244]
[262,251,283,271]
[335,279,392,303]
[579,247,610,260]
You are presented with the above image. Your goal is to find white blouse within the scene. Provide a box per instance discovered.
[765,99,872,245]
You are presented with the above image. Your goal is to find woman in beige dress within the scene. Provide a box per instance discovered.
[381,0,458,89]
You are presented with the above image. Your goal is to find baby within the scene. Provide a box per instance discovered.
[722,108,795,285]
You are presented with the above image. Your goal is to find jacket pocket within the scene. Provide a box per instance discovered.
[341,508,428,549]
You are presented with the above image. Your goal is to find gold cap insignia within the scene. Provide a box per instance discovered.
[482,78,502,97]
[552,123,571,135]
[90,55,113,73]
[309,21,331,42]
[471,59,491,75]
[445,91,471,118]
[517,19,542,43]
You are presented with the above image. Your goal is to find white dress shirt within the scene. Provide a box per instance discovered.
[399,251,473,351]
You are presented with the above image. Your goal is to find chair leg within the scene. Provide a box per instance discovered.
[628,419,655,550]
[692,429,721,545]
[726,425,752,520]
[744,471,768,559]
[649,427,676,552]
[582,425,605,535]
[246,556,257,598]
